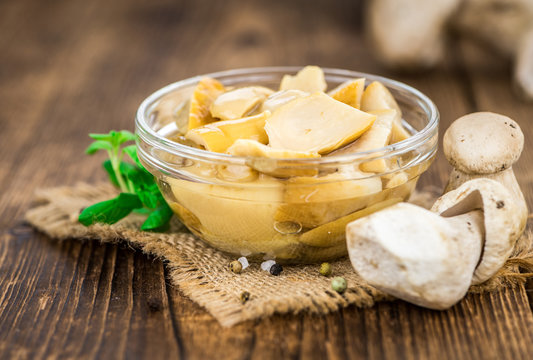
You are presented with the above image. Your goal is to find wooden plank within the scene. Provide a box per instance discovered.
[0,0,532,359]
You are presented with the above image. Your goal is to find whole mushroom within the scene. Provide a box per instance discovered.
[366,0,533,100]
[346,178,521,309]
[443,112,528,233]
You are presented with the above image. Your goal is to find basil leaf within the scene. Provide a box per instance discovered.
[86,140,113,155]
[78,193,142,226]
[140,202,173,231]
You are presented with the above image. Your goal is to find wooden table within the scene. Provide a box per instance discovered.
[1,0,532,358]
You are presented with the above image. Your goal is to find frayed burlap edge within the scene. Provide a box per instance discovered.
[24,182,533,327]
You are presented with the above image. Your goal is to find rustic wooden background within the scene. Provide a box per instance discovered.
[1,0,532,359]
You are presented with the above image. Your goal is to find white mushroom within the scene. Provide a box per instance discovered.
[443,112,528,233]
[432,179,522,284]
[366,0,461,69]
[453,0,533,98]
[347,178,519,309]
[366,0,533,100]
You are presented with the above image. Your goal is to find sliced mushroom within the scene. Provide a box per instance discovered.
[347,178,520,309]
[265,92,376,154]
[187,77,226,131]
[328,78,366,109]
[210,86,273,120]
[432,179,522,284]
[226,139,320,177]
[277,168,383,228]
[360,81,411,143]
[329,109,396,173]
[443,112,528,233]
[260,89,308,113]
[279,66,327,93]
[185,111,270,153]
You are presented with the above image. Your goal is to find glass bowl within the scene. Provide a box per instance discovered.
[136,67,439,263]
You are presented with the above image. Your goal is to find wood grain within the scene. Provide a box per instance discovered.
[0,0,532,359]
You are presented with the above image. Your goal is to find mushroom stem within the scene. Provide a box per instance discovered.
[446,166,528,233]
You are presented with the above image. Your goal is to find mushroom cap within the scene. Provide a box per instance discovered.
[431,178,521,285]
[443,112,524,174]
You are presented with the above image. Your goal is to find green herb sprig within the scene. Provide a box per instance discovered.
[79,130,173,232]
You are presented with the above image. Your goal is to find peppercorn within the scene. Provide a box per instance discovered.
[240,291,250,304]
[269,263,283,276]
[331,276,347,293]
[319,262,332,276]
[229,260,243,274]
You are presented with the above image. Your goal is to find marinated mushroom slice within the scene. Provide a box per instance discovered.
[361,81,411,143]
[265,92,376,154]
[216,163,258,182]
[227,139,320,177]
[329,109,396,173]
[297,197,402,247]
[260,89,308,113]
[151,90,192,134]
[185,111,270,153]
[210,86,274,120]
[227,139,320,159]
[383,171,409,189]
[167,174,287,254]
[279,65,327,93]
[276,169,383,228]
[327,78,366,109]
[187,77,226,131]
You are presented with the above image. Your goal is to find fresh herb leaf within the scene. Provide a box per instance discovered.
[78,193,142,226]
[102,160,119,187]
[141,202,174,232]
[81,130,174,231]
[89,132,115,142]
[86,140,113,154]
[123,145,143,168]
[102,160,138,188]
[115,130,136,146]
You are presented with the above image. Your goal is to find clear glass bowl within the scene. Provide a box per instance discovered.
[136,67,439,263]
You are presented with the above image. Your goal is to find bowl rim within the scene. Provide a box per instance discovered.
[135,66,439,166]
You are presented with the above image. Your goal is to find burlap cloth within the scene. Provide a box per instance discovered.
[24,182,533,327]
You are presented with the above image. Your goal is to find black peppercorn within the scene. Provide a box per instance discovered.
[269,263,283,276]
[240,291,250,304]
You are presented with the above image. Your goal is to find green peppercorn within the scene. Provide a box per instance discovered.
[331,277,347,293]
[319,262,332,276]
[229,260,243,274]
[240,291,250,304]
[269,263,283,276]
